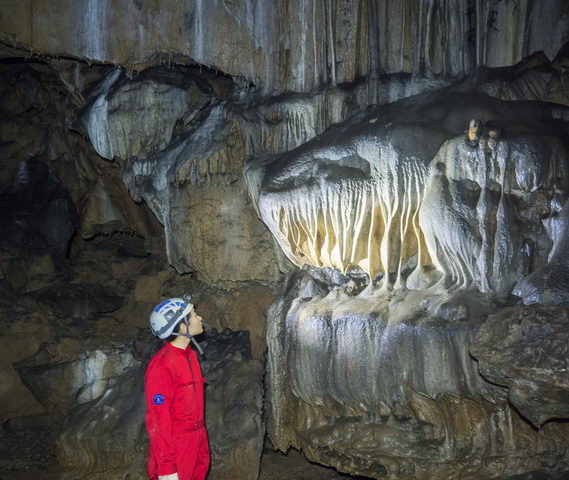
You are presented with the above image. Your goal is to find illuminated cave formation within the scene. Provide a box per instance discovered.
[247,92,569,301]
[245,90,569,479]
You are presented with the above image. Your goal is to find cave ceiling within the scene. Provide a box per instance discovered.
[1,0,568,93]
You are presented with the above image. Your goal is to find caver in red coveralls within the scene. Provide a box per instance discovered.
[145,342,210,480]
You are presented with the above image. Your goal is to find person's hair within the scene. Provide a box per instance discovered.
[165,320,184,343]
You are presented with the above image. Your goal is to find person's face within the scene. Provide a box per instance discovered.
[183,308,203,336]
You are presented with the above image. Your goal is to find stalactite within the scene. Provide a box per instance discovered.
[247,90,569,300]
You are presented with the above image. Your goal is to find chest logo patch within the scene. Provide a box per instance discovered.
[153,394,165,405]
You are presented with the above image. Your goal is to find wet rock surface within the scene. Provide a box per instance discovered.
[471,305,569,427]
[83,67,212,161]
[0,20,568,480]
[513,198,569,306]
[57,364,148,480]
[119,70,450,285]
[265,272,569,479]
[2,1,568,93]
[245,90,569,300]
[15,340,141,421]
[236,63,569,477]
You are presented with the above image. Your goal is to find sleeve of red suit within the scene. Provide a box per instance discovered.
[145,358,177,476]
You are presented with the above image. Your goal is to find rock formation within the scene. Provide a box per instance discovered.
[0,59,267,479]
[0,3,569,479]
[246,92,569,299]
[245,71,569,479]
[1,1,568,93]
[471,305,569,427]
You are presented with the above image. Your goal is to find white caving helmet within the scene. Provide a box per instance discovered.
[149,295,204,355]
[150,297,194,339]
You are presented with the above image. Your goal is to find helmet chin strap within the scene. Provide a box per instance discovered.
[173,317,204,356]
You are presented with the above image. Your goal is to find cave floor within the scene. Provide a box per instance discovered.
[259,447,359,479]
[259,450,568,480]
[0,429,567,480]
[0,430,358,480]
[0,429,57,480]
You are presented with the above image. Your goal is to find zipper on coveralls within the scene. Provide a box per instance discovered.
[185,353,204,429]
[186,354,198,398]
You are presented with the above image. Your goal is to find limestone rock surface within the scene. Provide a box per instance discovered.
[83,67,211,160]
[15,341,140,421]
[513,198,569,306]
[471,305,569,427]
[0,57,276,480]
[201,329,265,480]
[265,272,569,479]
[122,101,282,285]
[31,283,124,320]
[222,285,274,359]
[2,22,569,480]
[0,254,56,293]
[118,69,448,285]
[57,364,148,480]
[0,311,53,422]
[0,60,163,259]
[249,57,569,478]
[1,0,568,93]
[245,91,569,300]
[81,174,154,241]
[82,50,567,286]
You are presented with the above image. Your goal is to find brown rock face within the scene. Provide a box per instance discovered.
[171,180,280,286]
[15,341,139,421]
[0,321,53,422]
[202,330,265,480]
[0,58,272,479]
[1,254,55,293]
[122,104,283,286]
[134,270,171,305]
[197,285,273,360]
[224,285,274,359]
[471,305,569,427]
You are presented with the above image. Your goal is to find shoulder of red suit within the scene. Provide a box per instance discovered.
[147,345,176,369]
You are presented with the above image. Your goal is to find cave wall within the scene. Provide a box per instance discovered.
[1,3,569,480]
[264,273,569,479]
[0,61,269,479]
[246,76,569,477]
[1,0,568,93]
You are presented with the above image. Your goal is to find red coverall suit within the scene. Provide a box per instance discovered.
[145,342,210,480]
